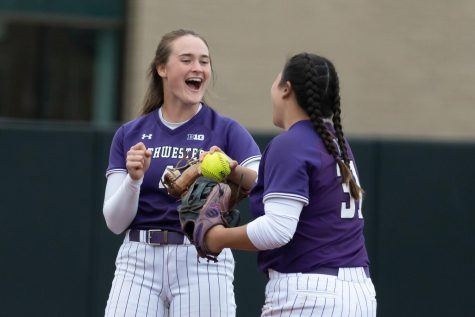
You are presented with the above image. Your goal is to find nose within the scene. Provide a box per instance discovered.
[191,60,203,72]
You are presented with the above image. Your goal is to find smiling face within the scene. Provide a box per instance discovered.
[157,35,211,108]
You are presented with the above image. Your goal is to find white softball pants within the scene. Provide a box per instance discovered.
[104,234,236,317]
[262,267,377,317]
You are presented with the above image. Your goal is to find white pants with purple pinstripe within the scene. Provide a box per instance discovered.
[262,267,377,317]
[104,234,236,317]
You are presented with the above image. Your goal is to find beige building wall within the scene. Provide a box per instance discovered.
[122,0,475,141]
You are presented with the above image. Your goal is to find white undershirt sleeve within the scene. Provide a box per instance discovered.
[246,197,305,250]
[103,172,142,234]
[242,159,259,175]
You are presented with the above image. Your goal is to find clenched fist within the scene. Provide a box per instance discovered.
[126,142,152,181]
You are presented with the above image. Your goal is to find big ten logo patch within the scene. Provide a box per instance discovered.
[187,134,205,141]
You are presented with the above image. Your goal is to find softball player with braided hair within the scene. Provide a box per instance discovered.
[102,29,260,316]
[205,53,377,316]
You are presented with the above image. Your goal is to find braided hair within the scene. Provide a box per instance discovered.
[279,53,363,200]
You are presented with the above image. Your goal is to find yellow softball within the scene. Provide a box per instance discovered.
[201,152,231,182]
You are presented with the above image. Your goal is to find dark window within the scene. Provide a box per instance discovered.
[0,23,95,121]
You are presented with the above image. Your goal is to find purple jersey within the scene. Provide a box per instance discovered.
[249,120,369,273]
[106,104,261,231]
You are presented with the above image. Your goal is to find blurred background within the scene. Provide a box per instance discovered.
[1,1,474,316]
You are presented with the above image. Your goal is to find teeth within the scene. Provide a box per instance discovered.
[186,78,202,83]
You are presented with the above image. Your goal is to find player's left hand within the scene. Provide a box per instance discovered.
[178,177,240,262]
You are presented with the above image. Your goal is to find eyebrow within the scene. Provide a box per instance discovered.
[178,53,210,60]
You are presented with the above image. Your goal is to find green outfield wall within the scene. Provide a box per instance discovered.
[1,122,474,317]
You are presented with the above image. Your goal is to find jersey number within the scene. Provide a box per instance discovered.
[337,161,363,219]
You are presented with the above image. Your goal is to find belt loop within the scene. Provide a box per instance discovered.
[163,230,168,244]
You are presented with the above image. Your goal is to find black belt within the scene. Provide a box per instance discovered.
[310,267,370,278]
[128,229,185,245]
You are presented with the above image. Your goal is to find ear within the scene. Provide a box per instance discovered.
[281,81,292,99]
[156,64,166,78]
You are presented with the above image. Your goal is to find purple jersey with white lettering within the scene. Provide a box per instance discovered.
[106,104,261,231]
[249,120,369,273]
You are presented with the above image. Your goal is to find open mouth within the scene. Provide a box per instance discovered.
[185,78,202,90]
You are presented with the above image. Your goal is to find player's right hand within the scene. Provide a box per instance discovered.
[126,142,152,181]
[201,146,238,171]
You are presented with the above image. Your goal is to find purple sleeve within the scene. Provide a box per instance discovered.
[222,121,261,165]
[106,126,127,176]
[262,135,315,205]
